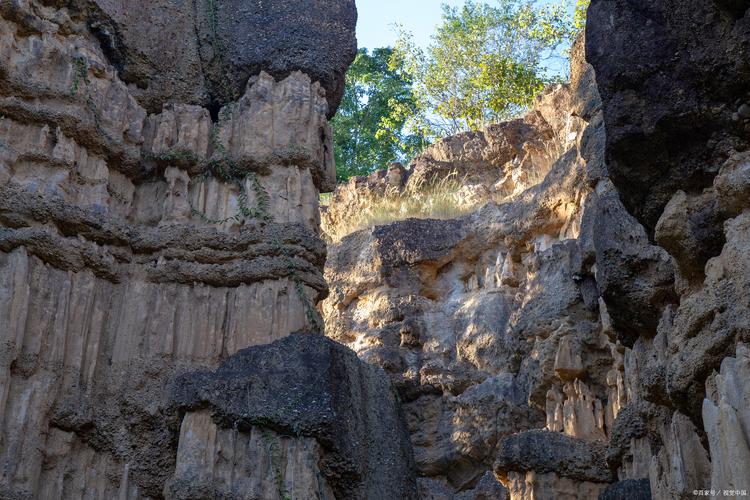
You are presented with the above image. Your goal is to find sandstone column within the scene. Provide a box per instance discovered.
[0,1,417,498]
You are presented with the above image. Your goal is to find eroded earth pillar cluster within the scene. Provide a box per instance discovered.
[1,1,750,499]
[0,1,415,498]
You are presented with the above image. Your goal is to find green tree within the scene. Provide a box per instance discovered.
[331,48,425,181]
[393,0,581,138]
[574,0,590,31]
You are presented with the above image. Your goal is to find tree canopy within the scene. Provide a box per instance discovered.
[331,47,425,181]
[394,0,584,138]
[332,0,588,181]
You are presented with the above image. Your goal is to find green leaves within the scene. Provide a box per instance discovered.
[332,48,424,181]
[332,1,588,181]
[574,0,590,32]
[394,0,584,138]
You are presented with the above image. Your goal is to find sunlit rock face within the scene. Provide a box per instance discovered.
[323,6,750,496]
[0,1,418,499]
[323,36,625,497]
[321,82,575,239]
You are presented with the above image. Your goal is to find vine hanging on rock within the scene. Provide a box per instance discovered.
[186,104,322,333]
[189,107,272,224]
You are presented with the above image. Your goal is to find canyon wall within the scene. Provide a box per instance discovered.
[2,0,749,499]
[0,1,418,499]
[587,1,750,497]
[323,1,750,497]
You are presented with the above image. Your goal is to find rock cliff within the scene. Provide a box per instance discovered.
[324,37,616,498]
[323,2,750,498]
[0,1,417,499]
[2,0,750,499]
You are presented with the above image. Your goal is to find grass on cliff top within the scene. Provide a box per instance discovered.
[323,173,481,243]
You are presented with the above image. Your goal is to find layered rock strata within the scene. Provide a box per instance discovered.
[0,1,417,499]
[323,7,750,498]
[324,36,621,498]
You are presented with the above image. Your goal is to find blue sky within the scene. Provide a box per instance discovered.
[356,0,573,77]
[356,0,466,50]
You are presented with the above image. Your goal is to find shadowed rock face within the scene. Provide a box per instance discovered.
[587,8,750,489]
[599,479,652,500]
[587,0,750,234]
[494,430,614,484]
[170,333,418,500]
[211,0,357,117]
[68,0,357,115]
[590,181,677,345]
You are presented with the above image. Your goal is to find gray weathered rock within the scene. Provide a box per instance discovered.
[75,0,357,114]
[4,0,750,497]
[587,3,750,495]
[170,333,418,500]
[598,479,652,500]
[494,430,614,484]
[0,0,361,497]
[590,180,677,345]
[587,0,750,232]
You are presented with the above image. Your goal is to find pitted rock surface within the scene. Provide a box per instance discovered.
[494,430,614,483]
[598,479,652,500]
[587,0,750,233]
[172,333,419,500]
[65,0,357,114]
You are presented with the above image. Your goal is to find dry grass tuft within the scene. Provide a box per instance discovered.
[324,172,482,243]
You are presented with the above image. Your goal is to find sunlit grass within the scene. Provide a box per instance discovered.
[323,172,482,243]
[319,192,333,206]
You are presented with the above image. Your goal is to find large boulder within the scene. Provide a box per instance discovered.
[587,0,750,233]
[598,479,652,500]
[75,0,357,114]
[494,430,614,484]
[171,333,419,500]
